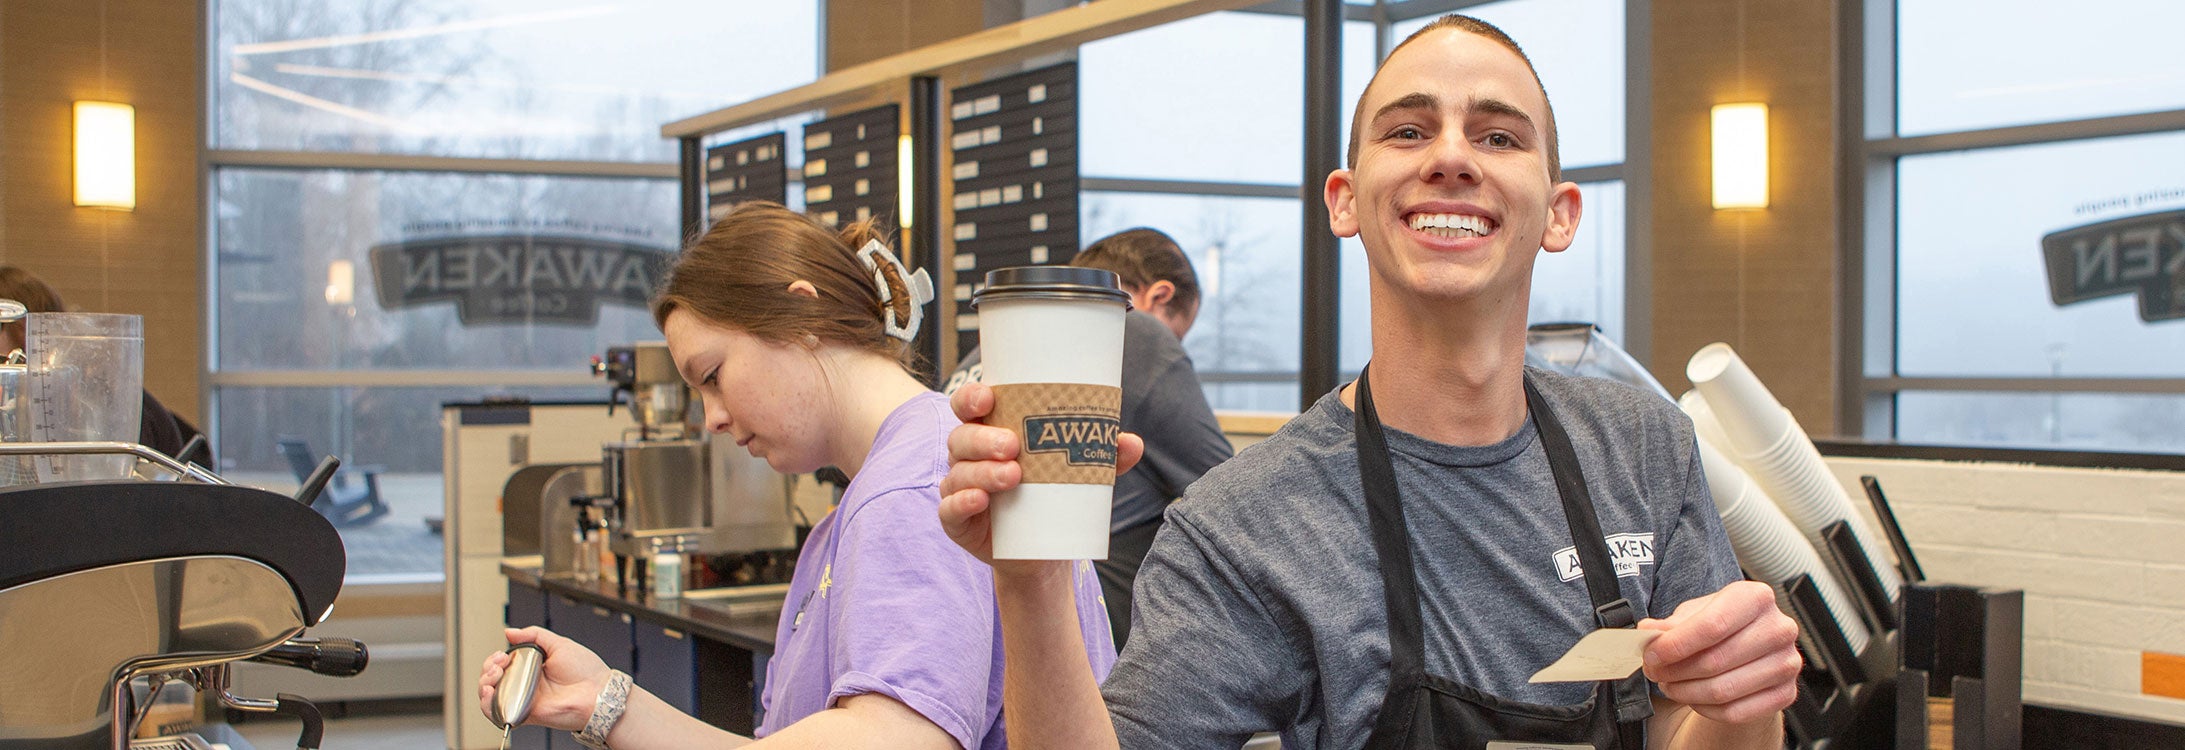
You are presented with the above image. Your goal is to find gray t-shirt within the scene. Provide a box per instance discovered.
[948,310,1233,532]
[1103,368,1741,749]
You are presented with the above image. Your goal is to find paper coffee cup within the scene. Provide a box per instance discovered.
[972,266,1131,560]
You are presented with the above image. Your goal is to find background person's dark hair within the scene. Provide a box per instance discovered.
[0,265,67,352]
[0,266,67,314]
[649,201,919,374]
[1344,14,1561,182]
[1071,228,1200,314]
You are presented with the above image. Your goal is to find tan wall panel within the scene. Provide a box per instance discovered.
[1648,0,1841,434]
[1,0,204,423]
[827,0,990,72]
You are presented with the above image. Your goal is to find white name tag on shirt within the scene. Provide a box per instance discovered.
[1526,628,1661,683]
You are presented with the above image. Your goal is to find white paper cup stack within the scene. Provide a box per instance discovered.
[1694,436,1871,653]
[1687,343,1902,600]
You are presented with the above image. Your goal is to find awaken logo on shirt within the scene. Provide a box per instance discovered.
[1553,532,1656,582]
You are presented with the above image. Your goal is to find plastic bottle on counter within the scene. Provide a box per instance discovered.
[571,504,598,583]
[652,537,683,600]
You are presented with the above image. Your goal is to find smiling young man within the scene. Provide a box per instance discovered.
[937,15,1801,750]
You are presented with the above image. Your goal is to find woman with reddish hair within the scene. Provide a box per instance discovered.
[479,202,1115,749]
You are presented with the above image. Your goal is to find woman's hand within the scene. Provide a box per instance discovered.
[478,627,612,732]
[938,382,1143,567]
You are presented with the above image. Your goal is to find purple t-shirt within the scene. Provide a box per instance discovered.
[755,391,1118,748]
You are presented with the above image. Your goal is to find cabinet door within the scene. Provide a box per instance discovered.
[633,622,699,715]
[548,595,635,672]
[685,638,765,736]
[507,582,548,629]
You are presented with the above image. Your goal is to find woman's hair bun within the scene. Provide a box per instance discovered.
[836,218,890,260]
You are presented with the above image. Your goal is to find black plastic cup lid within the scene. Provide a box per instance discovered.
[971,266,1133,308]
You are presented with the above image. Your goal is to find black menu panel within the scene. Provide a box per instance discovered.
[947,62,1078,356]
[800,105,900,236]
[705,132,788,222]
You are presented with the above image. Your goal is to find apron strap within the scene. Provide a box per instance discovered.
[1355,367,1428,679]
[1524,377,1655,727]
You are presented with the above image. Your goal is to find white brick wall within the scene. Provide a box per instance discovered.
[1825,456,2185,726]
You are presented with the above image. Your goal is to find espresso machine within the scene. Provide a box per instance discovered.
[586,343,797,585]
[0,441,368,750]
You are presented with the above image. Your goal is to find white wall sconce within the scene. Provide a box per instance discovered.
[74,101,136,210]
[1711,102,1768,210]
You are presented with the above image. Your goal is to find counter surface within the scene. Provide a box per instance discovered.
[502,563,782,652]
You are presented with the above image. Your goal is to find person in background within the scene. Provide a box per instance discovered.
[0,265,208,465]
[944,228,1233,648]
[934,14,1800,750]
[479,202,1115,750]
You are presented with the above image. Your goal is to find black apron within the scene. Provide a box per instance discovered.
[1353,366,1653,749]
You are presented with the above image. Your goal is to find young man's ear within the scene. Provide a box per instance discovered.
[1324,169,1361,239]
[1540,181,1585,254]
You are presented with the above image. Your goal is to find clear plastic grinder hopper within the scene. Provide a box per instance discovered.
[0,308,144,483]
[0,301,24,484]
[1524,322,1672,401]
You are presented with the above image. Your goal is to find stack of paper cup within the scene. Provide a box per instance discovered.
[973,266,1133,560]
[1678,390,1734,455]
[1687,343,1902,600]
[1693,437,1871,653]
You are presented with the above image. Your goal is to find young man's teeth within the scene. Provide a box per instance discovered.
[1408,213,1491,237]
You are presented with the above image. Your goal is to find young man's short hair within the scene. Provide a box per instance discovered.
[1344,14,1562,182]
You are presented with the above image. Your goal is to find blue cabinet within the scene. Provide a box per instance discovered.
[508,582,547,629]
[549,594,635,673]
[634,621,698,715]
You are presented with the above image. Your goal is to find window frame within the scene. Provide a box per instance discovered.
[1841,0,2185,443]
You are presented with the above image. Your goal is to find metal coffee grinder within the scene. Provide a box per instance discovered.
[591,343,797,594]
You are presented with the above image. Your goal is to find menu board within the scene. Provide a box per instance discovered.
[947,62,1078,356]
[800,104,901,235]
[705,132,788,220]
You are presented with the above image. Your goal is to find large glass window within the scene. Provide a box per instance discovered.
[214,0,820,161]
[1080,12,1378,184]
[1896,391,2185,454]
[215,169,676,372]
[210,1,822,578]
[1077,11,1378,410]
[218,385,597,577]
[1895,0,2185,137]
[1083,192,1303,412]
[1863,0,2185,453]
[1895,134,2185,378]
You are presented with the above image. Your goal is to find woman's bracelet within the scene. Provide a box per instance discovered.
[572,670,632,750]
